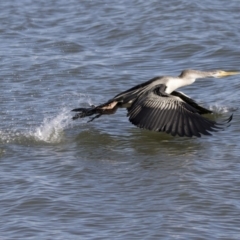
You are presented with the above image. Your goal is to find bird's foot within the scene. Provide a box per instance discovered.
[87,114,102,122]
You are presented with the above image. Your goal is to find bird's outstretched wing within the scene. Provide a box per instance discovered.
[127,86,228,137]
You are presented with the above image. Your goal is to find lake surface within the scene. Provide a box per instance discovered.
[1,0,240,239]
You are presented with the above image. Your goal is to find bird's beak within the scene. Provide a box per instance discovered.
[217,71,240,77]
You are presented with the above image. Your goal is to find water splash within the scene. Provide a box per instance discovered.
[0,93,95,145]
[209,104,238,114]
[0,108,75,145]
[33,108,72,143]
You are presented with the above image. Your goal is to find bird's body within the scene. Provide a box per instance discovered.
[72,69,239,137]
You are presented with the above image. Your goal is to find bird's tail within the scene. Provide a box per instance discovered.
[71,106,98,120]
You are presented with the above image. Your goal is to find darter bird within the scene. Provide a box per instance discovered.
[72,69,239,137]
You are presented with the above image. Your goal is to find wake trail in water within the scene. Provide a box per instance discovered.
[0,101,235,145]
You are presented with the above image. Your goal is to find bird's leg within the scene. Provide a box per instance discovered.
[88,114,102,122]
[87,101,118,122]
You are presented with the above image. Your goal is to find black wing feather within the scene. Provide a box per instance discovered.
[127,86,230,137]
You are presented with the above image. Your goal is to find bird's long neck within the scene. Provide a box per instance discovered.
[165,77,196,94]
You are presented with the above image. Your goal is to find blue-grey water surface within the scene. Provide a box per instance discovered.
[1,1,240,239]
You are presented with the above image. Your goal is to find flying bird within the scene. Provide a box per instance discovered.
[72,69,239,137]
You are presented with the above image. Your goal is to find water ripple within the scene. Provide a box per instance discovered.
[1,0,240,239]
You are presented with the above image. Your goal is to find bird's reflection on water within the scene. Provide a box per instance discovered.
[74,125,203,160]
[128,128,202,156]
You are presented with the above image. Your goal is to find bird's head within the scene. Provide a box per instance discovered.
[209,70,240,78]
[179,69,240,80]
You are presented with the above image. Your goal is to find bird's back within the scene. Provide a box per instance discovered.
[112,76,170,101]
